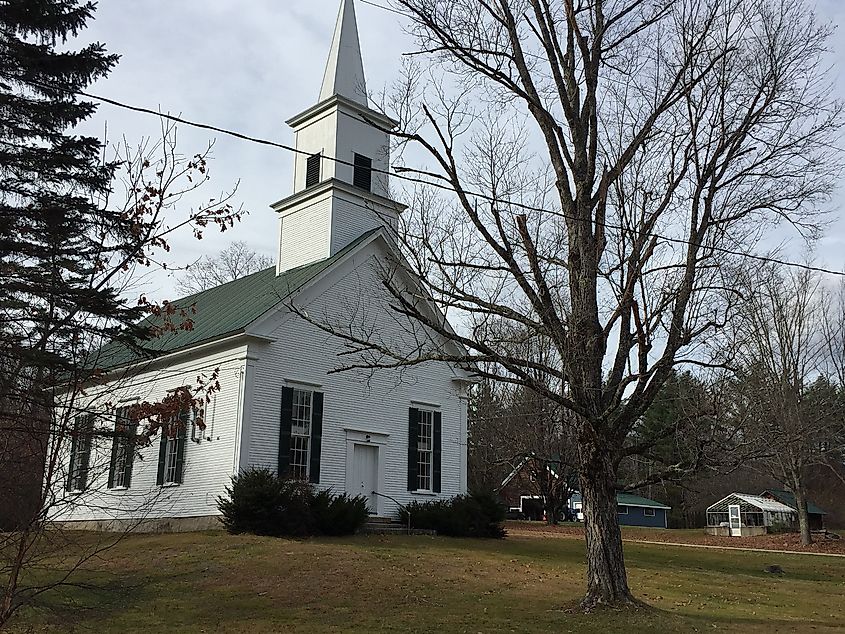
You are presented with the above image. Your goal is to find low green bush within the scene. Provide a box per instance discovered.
[311,489,370,536]
[217,467,288,536]
[217,467,369,537]
[400,491,506,538]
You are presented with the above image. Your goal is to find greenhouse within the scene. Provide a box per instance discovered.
[705,493,796,537]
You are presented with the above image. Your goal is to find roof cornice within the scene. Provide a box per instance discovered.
[270,177,407,215]
[286,94,398,131]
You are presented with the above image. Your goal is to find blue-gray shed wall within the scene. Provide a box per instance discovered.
[618,506,667,528]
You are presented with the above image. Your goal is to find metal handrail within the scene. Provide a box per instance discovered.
[371,490,412,533]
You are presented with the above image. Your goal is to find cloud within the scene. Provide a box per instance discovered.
[74,1,845,298]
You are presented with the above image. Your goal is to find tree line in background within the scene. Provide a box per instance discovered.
[468,263,845,546]
[3,0,845,621]
[285,0,844,608]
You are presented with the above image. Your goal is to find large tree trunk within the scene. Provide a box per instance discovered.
[578,440,636,609]
[793,483,813,546]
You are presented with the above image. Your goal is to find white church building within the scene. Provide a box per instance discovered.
[55,0,472,530]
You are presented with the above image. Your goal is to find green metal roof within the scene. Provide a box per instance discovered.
[570,492,671,510]
[93,230,379,370]
[762,489,827,515]
[615,493,671,510]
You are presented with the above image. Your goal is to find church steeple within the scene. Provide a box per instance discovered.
[272,0,404,275]
[319,0,367,105]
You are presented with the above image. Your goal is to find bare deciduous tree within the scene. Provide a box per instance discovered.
[292,0,842,608]
[0,125,236,627]
[175,241,273,295]
[731,264,845,545]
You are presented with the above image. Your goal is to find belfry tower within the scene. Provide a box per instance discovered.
[273,0,402,274]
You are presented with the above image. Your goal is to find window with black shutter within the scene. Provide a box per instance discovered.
[156,408,188,486]
[67,414,94,492]
[108,407,136,489]
[408,407,441,493]
[279,386,323,483]
[353,153,372,191]
[305,152,321,188]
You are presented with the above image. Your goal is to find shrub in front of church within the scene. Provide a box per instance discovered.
[217,468,310,536]
[218,468,368,537]
[400,492,506,538]
[310,489,369,536]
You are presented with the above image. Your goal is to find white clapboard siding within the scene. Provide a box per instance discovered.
[329,193,398,255]
[245,238,468,516]
[278,196,332,272]
[53,238,469,524]
[51,345,249,523]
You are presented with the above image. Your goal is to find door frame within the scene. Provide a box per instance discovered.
[728,504,742,537]
[344,428,388,515]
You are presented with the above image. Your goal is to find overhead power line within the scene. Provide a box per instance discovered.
[6,72,845,279]
[359,0,406,16]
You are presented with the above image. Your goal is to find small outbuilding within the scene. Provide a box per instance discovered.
[498,455,573,521]
[761,489,827,531]
[570,492,671,528]
[705,493,796,537]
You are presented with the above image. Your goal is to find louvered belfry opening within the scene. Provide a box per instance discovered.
[305,152,321,188]
[353,153,372,191]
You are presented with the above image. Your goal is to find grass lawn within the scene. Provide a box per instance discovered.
[7,530,845,633]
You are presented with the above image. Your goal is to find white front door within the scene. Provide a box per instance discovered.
[352,443,379,514]
[728,504,742,536]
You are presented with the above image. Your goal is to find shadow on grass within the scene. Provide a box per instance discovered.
[8,531,845,633]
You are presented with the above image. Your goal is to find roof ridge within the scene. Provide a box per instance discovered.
[91,228,385,371]
[169,264,276,305]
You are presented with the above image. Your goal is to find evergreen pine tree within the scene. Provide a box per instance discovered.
[0,0,146,393]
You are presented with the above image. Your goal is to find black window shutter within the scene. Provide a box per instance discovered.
[353,153,372,191]
[156,431,167,486]
[78,418,93,492]
[107,432,119,489]
[433,411,442,493]
[175,410,188,484]
[278,386,294,477]
[305,153,321,187]
[66,418,79,490]
[123,424,136,488]
[407,408,420,491]
[309,392,323,484]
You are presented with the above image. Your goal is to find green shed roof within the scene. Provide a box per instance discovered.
[570,492,671,510]
[615,493,671,510]
[762,489,827,515]
[93,230,379,370]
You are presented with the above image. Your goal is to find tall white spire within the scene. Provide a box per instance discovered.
[319,0,368,105]
[275,0,401,274]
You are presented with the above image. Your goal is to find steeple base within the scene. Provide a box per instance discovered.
[272,178,405,274]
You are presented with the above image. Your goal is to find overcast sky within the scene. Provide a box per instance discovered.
[77,0,845,299]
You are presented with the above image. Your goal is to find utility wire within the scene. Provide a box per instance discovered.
[8,72,845,279]
[359,0,406,16]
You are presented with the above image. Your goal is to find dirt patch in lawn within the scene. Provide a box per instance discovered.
[506,521,845,554]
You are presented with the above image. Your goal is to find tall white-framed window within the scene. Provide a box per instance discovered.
[417,409,434,491]
[111,407,135,488]
[68,414,94,492]
[289,388,312,480]
[163,430,179,485]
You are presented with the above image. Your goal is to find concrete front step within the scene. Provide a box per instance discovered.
[360,519,435,536]
[366,516,395,524]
